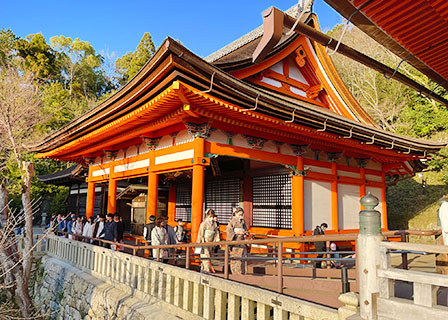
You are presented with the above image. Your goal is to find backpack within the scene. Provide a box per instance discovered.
[145,223,155,241]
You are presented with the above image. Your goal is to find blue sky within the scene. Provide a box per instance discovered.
[0,0,343,59]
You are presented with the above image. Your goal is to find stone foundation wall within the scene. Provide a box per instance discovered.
[32,255,179,320]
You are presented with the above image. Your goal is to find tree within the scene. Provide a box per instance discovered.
[15,33,61,82]
[116,32,156,85]
[0,66,43,318]
[50,35,106,97]
[0,29,18,67]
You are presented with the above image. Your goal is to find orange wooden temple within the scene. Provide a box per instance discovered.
[30,6,444,242]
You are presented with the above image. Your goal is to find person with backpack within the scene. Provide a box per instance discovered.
[313,222,328,268]
[143,215,156,258]
[174,219,187,243]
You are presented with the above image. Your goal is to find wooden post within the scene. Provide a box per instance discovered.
[277,241,283,293]
[400,232,408,270]
[291,156,304,235]
[147,172,158,223]
[331,162,338,232]
[186,247,190,269]
[224,244,229,279]
[191,138,205,243]
[86,181,96,218]
[107,178,117,214]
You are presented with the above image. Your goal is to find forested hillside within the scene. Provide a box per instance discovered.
[328,25,448,230]
[0,29,156,218]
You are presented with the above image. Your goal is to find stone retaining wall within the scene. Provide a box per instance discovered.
[32,255,180,320]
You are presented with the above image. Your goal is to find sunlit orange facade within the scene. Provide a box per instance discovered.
[31,11,444,242]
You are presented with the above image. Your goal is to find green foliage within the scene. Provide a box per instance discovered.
[0,28,18,67]
[15,33,61,81]
[116,32,155,85]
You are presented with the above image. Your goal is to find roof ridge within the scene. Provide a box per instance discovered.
[205,4,301,63]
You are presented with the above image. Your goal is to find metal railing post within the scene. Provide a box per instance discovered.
[277,241,283,293]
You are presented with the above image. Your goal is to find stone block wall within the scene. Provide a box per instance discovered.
[32,255,178,320]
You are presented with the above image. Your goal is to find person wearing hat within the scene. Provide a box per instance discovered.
[143,215,156,258]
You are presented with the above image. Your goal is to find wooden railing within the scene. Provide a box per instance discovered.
[45,234,341,320]
[376,241,448,320]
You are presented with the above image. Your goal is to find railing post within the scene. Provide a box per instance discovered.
[277,241,283,294]
[400,231,408,270]
[358,193,382,320]
[224,244,229,279]
[186,246,190,269]
[341,266,350,293]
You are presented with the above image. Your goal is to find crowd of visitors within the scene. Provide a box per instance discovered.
[48,212,124,251]
[48,208,335,275]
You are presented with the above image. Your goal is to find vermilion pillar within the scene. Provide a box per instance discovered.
[191,137,205,243]
[331,162,339,232]
[168,185,176,225]
[360,167,366,210]
[381,168,388,230]
[146,172,158,223]
[291,156,304,236]
[107,179,117,214]
[86,182,96,218]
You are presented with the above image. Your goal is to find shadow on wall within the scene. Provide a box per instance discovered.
[386,172,448,230]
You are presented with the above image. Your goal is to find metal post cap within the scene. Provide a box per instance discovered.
[360,192,379,210]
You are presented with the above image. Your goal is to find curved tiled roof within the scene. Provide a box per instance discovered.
[206,4,302,63]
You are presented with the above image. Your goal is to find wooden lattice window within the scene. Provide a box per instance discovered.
[206,178,241,224]
[175,182,192,222]
[252,174,292,229]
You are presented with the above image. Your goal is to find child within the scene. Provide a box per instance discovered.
[329,242,341,268]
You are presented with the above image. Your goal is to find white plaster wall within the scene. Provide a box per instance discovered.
[262,140,278,153]
[156,135,173,150]
[304,180,332,231]
[115,149,125,161]
[139,142,150,154]
[338,170,360,179]
[366,186,384,227]
[338,184,361,230]
[270,61,284,74]
[231,134,249,149]
[261,77,282,88]
[127,145,138,157]
[289,60,309,84]
[365,174,382,182]
[279,144,295,156]
[365,160,381,170]
[175,129,194,145]
[308,165,332,175]
[208,129,228,145]
[290,87,307,97]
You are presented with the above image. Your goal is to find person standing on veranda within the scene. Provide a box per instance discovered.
[151,217,169,262]
[197,209,220,273]
[226,207,250,275]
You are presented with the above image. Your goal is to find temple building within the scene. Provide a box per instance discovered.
[29,5,444,242]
